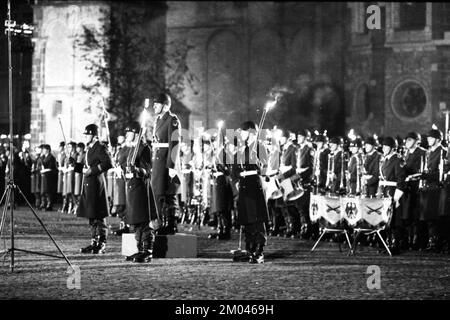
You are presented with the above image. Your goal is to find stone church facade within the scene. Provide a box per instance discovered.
[28,1,450,147]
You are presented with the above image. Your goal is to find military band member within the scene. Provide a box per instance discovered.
[64,142,78,214]
[122,122,158,263]
[77,124,113,254]
[265,131,284,236]
[420,129,447,252]
[276,131,299,238]
[328,136,345,194]
[112,135,129,235]
[401,132,426,250]
[57,142,66,212]
[362,136,381,198]
[296,129,314,238]
[209,131,234,240]
[40,144,57,211]
[232,121,269,263]
[347,138,363,195]
[151,93,181,235]
[379,137,407,254]
[18,140,32,202]
[31,145,43,208]
[438,139,450,253]
[314,134,330,193]
[73,142,85,209]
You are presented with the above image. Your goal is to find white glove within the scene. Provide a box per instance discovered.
[393,188,404,208]
[168,168,178,178]
[149,219,161,230]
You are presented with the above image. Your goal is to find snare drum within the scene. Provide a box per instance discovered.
[350,196,393,229]
[310,195,344,228]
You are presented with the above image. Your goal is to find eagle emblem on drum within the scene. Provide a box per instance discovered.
[345,202,357,219]
[311,202,319,216]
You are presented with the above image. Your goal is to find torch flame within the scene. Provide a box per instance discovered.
[432,123,438,130]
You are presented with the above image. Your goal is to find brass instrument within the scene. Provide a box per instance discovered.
[339,150,345,192]
[377,155,386,198]
[419,150,429,190]
[346,153,356,196]
[325,153,334,191]
[359,153,367,196]
[313,146,320,194]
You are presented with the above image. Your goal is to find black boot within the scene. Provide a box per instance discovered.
[92,236,106,254]
[425,236,437,252]
[80,238,97,254]
[232,242,253,262]
[133,237,153,263]
[126,242,143,261]
[133,250,152,263]
[250,244,264,264]
[167,209,178,235]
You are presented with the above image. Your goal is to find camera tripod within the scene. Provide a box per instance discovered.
[0,0,73,272]
[0,180,74,272]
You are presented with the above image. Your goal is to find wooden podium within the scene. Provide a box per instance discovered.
[122,233,197,258]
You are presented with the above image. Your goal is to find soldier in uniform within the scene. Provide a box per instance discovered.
[209,130,234,240]
[401,132,426,250]
[264,130,284,236]
[314,134,330,194]
[327,137,346,194]
[232,121,269,263]
[295,129,314,238]
[112,135,129,235]
[77,124,113,254]
[151,93,181,235]
[276,131,299,238]
[362,136,381,198]
[378,137,406,255]
[420,129,446,252]
[73,142,85,213]
[39,144,57,211]
[347,138,364,195]
[57,142,67,212]
[18,140,32,203]
[122,122,158,263]
[64,142,78,214]
[31,145,43,208]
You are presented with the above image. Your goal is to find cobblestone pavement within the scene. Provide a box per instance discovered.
[0,208,449,300]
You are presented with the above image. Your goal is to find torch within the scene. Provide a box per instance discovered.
[57,115,67,144]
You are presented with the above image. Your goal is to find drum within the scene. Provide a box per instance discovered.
[309,194,343,228]
[342,196,392,229]
[262,176,283,201]
[279,178,304,202]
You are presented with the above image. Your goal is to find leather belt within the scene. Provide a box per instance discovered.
[40,169,51,173]
[153,143,169,148]
[125,173,134,179]
[379,181,397,187]
[240,170,257,177]
[213,172,224,178]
